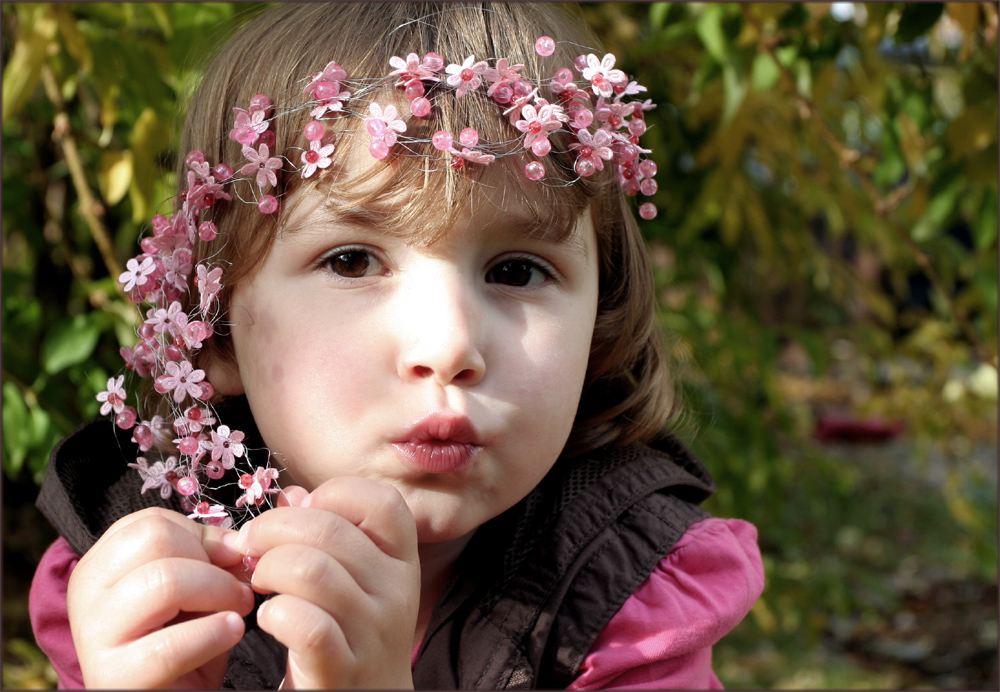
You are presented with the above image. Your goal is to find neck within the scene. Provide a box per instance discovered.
[414,531,475,647]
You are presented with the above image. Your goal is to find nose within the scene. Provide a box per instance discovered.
[396,267,486,387]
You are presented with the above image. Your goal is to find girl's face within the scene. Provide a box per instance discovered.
[216,158,599,545]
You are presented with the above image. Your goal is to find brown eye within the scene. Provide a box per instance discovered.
[486,259,547,287]
[326,250,377,278]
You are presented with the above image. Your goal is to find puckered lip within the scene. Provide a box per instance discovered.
[393,412,482,445]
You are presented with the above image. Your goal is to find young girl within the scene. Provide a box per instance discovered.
[30,3,763,689]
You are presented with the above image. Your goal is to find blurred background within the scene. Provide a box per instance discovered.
[2,3,996,688]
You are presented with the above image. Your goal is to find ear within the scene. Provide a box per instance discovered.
[203,349,245,396]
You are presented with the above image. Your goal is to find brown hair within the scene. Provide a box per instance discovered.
[166,2,675,457]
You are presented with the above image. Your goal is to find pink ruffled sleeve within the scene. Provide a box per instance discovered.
[29,537,85,690]
[568,517,764,690]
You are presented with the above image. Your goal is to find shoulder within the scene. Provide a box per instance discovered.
[30,538,85,689]
[568,517,764,690]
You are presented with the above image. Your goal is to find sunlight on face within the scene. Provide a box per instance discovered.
[216,149,600,545]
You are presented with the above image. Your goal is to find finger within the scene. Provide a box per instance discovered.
[237,506,375,566]
[256,594,351,688]
[119,610,245,688]
[249,544,368,622]
[107,558,255,643]
[276,484,309,508]
[81,507,242,589]
[302,477,418,561]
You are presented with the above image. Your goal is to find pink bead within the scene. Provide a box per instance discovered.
[524,161,545,181]
[514,81,533,98]
[178,436,200,455]
[249,93,271,113]
[410,97,431,117]
[138,322,156,342]
[132,424,153,450]
[554,68,573,85]
[639,202,657,220]
[628,118,647,136]
[420,51,441,71]
[432,130,453,151]
[531,138,551,157]
[206,460,225,480]
[176,476,198,496]
[573,110,594,129]
[179,495,197,513]
[638,159,658,178]
[314,81,337,101]
[640,178,658,196]
[258,130,275,150]
[303,121,325,142]
[116,406,137,430]
[491,84,513,104]
[366,118,387,138]
[197,382,214,400]
[535,36,556,57]
[165,344,184,362]
[243,554,260,573]
[459,128,479,147]
[574,157,596,178]
[198,222,217,242]
[574,54,589,72]
[404,80,425,99]
[213,163,233,181]
[258,195,278,214]
[369,139,390,160]
[185,150,205,167]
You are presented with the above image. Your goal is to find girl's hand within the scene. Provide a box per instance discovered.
[238,477,420,689]
[67,506,255,689]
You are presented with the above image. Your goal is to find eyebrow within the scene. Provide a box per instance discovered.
[282,194,588,254]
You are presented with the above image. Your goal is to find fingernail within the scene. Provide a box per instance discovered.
[235,523,250,552]
[224,611,244,638]
[221,529,240,553]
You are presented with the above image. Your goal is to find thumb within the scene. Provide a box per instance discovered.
[276,485,309,508]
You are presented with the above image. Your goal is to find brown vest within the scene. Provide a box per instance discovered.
[38,409,714,690]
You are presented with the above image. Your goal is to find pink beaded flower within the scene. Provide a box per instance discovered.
[229,107,268,146]
[96,376,127,416]
[240,143,283,191]
[236,466,280,507]
[445,55,488,98]
[301,139,335,178]
[515,100,568,157]
[128,455,180,499]
[208,425,245,470]
[389,52,441,86]
[365,103,407,160]
[580,53,627,98]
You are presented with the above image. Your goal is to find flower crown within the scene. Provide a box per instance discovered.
[100,36,660,529]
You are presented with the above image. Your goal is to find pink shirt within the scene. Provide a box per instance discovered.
[31,517,762,689]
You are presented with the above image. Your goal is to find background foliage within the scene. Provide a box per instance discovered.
[3,3,997,688]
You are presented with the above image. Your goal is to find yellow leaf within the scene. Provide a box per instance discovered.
[2,5,57,124]
[897,112,925,168]
[128,108,166,222]
[98,150,133,206]
[52,5,92,73]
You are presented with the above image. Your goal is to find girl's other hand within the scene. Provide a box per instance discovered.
[237,476,420,689]
[67,506,254,689]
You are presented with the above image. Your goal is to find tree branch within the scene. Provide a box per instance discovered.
[740,5,991,364]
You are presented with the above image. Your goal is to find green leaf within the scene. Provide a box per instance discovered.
[696,5,728,63]
[751,53,779,93]
[721,62,748,127]
[649,3,671,32]
[40,314,101,374]
[2,383,30,478]
[895,3,945,43]
[2,5,58,124]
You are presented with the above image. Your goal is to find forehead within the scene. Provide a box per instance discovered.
[281,132,589,250]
